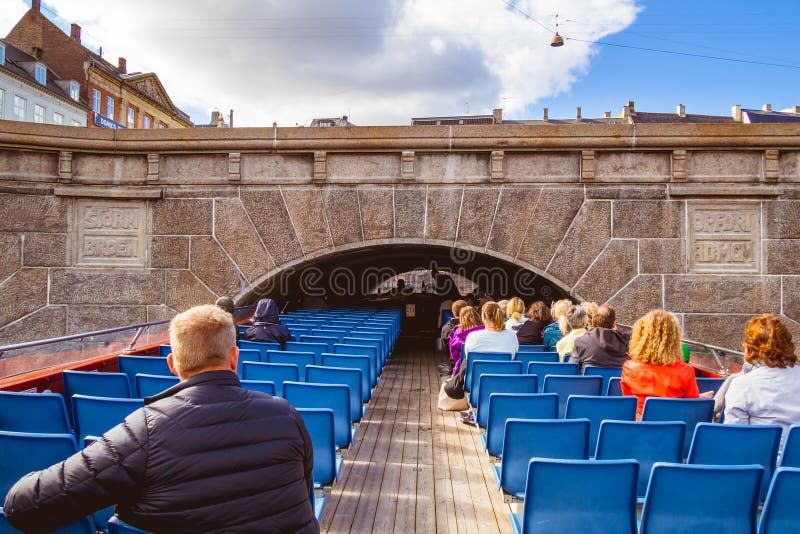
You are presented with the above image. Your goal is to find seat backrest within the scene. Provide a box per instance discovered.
[515,351,560,366]
[241,362,299,396]
[499,418,590,499]
[306,365,363,422]
[465,352,513,392]
[695,377,726,396]
[469,360,522,402]
[0,391,71,434]
[312,329,347,342]
[72,395,144,444]
[0,431,78,498]
[238,340,281,359]
[517,344,549,353]
[528,362,580,391]
[484,393,558,457]
[688,422,782,500]
[235,349,262,376]
[595,420,685,497]
[283,382,352,449]
[118,356,171,388]
[135,374,179,398]
[297,408,338,488]
[475,374,537,428]
[542,375,603,418]
[62,371,132,419]
[321,354,371,401]
[516,459,638,534]
[266,351,316,380]
[158,344,171,357]
[606,376,622,396]
[300,335,339,352]
[285,342,328,365]
[565,395,637,453]
[642,397,714,457]
[759,467,800,534]
[240,379,277,397]
[582,366,623,394]
[342,338,384,370]
[333,343,378,384]
[641,462,763,534]
[779,424,800,468]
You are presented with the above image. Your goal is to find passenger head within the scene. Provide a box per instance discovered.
[551,299,572,334]
[527,301,552,323]
[458,306,481,330]
[742,314,796,368]
[451,299,468,318]
[214,296,235,315]
[565,305,588,331]
[506,297,525,322]
[481,301,505,331]
[581,301,599,325]
[592,305,616,329]
[628,309,682,366]
[496,299,509,315]
[168,304,238,379]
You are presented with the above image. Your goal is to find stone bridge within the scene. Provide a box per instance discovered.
[1,120,800,349]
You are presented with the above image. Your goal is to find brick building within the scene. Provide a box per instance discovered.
[5,0,191,129]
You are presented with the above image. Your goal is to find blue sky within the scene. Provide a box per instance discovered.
[1,0,798,125]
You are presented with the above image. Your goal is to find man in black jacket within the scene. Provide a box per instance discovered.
[570,305,630,372]
[4,304,318,533]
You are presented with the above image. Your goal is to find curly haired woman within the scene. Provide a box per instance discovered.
[724,314,800,435]
[621,309,703,419]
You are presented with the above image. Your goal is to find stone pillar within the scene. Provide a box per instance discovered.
[228,153,241,183]
[58,151,72,183]
[401,151,415,183]
[146,154,159,184]
[313,151,327,184]
[672,149,687,181]
[764,149,779,182]
[490,150,505,182]
[580,150,595,182]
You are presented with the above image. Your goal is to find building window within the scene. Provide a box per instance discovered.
[158,121,167,128]
[69,81,80,101]
[0,43,5,66]
[106,96,114,119]
[127,107,135,128]
[143,114,151,128]
[92,89,101,114]
[53,112,64,125]
[13,95,26,121]
[71,119,81,127]
[0,88,4,118]
[35,63,47,85]
[34,104,45,123]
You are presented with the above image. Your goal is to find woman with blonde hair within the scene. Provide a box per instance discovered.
[621,309,701,419]
[555,305,588,362]
[504,297,527,331]
[542,299,572,350]
[448,306,484,376]
[464,301,519,357]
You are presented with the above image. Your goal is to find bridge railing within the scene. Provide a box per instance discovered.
[683,337,744,377]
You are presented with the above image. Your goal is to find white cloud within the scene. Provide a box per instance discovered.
[0,0,639,126]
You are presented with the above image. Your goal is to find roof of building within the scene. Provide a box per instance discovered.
[310,116,355,127]
[629,112,735,124]
[742,109,800,123]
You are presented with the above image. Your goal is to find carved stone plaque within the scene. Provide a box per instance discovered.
[688,202,760,273]
[74,200,147,267]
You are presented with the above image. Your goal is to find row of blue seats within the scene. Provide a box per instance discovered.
[508,458,800,534]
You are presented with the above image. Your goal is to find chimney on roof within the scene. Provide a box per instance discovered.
[677,104,686,118]
[492,108,502,124]
[792,106,800,115]
[603,111,611,118]
[70,24,81,44]
[576,107,582,121]
[542,107,549,122]
[732,104,742,122]
[762,103,772,112]
[622,101,635,120]
[118,57,127,74]
[32,0,41,12]
[211,111,220,125]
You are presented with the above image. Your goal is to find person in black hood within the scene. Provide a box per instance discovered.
[244,298,291,349]
[570,304,630,372]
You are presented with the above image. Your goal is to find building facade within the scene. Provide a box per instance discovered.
[5,0,191,129]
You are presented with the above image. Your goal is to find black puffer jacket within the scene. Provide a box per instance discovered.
[244,298,291,349]
[3,371,318,534]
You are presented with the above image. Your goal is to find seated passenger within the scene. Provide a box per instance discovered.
[542,298,572,350]
[724,314,800,436]
[581,301,599,327]
[439,299,468,374]
[570,305,629,372]
[555,305,589,362]
[3,305,317,533]
[449,306,484,376]
[621,309,702,420]
[504,296,527,331]
[464,301,519,358]
[243,298,291,349]
[516,300,551,345]
[215,295,239,342]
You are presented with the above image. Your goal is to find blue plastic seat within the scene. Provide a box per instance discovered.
[465,352,513,394]
[108,516,151,533]
[527,362,580,391]
[312,329,347,343]
[63,370,131,401]
[71,395,144,444]
[606,376,622,396]
[266,351,316,380]
[283,382,353,449]
[321,354,371,401]
[158,344,171,357]
[696,377,726,395]
[0,508,96,533]
[517,344,550,353]
[475,374,537,428]
[565,395,636,453]
[306,365,364,422]
[687,422,782,500]
[509,458,638,534]
[238,340,281,360]
[0,431,78,499]
[118,356,172,390]
[483,393,558,457]
[241,362,299,396]
[758,467,800,534]
[778,424,800,468]
[595,420,685,499]
[236,349,262,376]
[285,342,328,366]
[135,374,179,398]
[515,351,559,366]
[468,360,523,404]
[542,375,603,418]
[0,391,71,434]
[343,336,385,368]
[297,408,341,488]
[240,379,277,396]
[640,462,763,534]
[333,344,378,385]
[583,366,623,394]
[494,418,590,500]
[641,397,714,458]
[299,335,339,352]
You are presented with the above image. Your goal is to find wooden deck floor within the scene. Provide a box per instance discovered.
[320,342,514,534]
